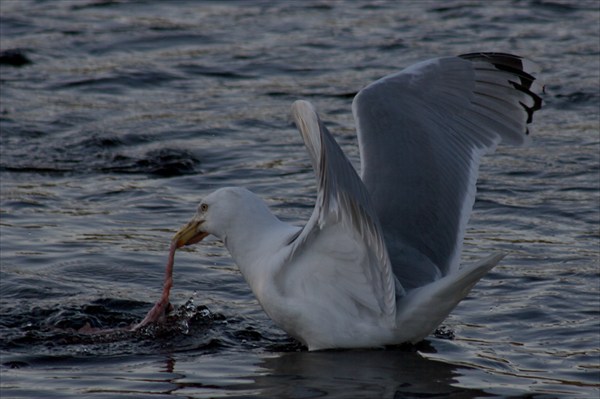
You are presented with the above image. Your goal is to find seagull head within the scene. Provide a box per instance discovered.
[172,186,273,249]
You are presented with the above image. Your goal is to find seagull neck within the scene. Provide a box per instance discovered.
[223,210,297,286]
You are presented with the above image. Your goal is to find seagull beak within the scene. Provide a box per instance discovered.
[173,219,209,248]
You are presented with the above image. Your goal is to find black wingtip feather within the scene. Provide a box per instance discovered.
[459,52,543,125]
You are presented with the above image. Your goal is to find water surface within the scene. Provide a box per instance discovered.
[1,1,599,398]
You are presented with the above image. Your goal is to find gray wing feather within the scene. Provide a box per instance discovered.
[287,100,401,316]
[353,53,542,291]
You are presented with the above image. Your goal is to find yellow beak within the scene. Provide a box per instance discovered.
[172,219,209,248]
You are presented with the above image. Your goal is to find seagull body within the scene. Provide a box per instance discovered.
[173,53,542,350]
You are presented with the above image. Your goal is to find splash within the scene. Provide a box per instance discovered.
[77,239,178,335]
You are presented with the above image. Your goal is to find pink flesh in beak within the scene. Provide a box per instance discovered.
[133,222,210,329]
[131,239,179,330]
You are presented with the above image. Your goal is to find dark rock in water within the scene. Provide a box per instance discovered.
[0,49,32,66]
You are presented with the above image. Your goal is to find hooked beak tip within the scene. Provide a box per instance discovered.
[172,220,209,248]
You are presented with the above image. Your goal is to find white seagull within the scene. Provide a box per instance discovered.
[171,53,542,350]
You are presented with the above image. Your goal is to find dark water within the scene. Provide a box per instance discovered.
[1,0,599,397]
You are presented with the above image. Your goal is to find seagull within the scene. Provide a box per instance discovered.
[169,53,542,350]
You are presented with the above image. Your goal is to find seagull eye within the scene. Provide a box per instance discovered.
[200,203,209,212]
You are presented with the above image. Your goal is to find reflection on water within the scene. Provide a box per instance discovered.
[2,346,486,398]
[1,0,599,398]
[253,347,487,398]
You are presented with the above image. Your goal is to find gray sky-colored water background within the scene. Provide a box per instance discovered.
[1,1,599,398]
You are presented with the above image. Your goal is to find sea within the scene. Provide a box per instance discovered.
[1,1,599,398]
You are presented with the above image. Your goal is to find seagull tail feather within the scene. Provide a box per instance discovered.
[396,253,505,343]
